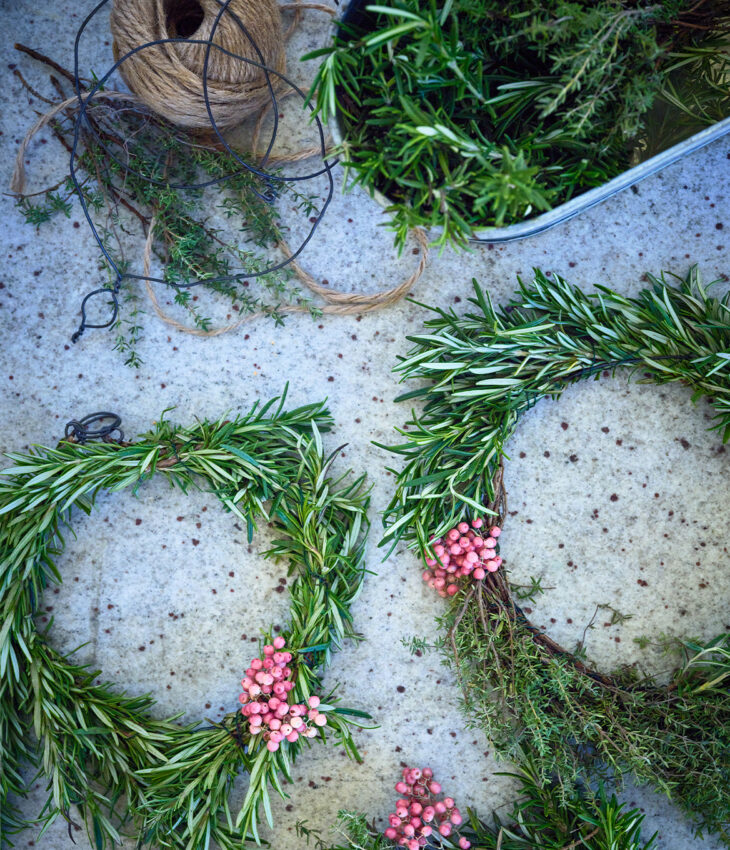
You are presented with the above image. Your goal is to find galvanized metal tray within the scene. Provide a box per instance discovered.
[468,117,730,243]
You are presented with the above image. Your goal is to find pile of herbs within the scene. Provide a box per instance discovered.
[307,0,730,247]
[15,47,322,366]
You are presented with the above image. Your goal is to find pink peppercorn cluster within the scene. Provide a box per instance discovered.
[422,518,502,597]
[239,635,327,753]
[384,767,471,850]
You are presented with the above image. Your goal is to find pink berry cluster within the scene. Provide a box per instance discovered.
[384,767,471,850]
[422,518,502,597]
[239,635,327,753]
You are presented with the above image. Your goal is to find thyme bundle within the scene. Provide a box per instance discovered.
[13,46,324,366]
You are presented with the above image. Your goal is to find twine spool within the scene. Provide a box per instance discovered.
[110,0,286,129]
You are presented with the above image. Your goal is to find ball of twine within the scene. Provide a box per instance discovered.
[110,0,286,130]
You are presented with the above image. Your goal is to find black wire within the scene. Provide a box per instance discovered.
[64,411,124,443]
[69,0,338,342]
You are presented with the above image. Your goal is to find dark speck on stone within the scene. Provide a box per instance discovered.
[610,494,619,502]
[561,422,569,430]
[396,685,405,693]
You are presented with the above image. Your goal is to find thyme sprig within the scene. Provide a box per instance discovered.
[0,393,371,849]
[439,570,730,843]
[15,48,322,366]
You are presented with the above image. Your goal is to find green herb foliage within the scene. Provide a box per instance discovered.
[382,267,730,554]
[0,393,371,849]
[381,267,730,842]
[298,759,657,849]
[440,577,730,843]
[307,0,730,247]
[16,54,321,366]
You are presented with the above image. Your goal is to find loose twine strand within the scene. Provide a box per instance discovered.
[10,91,133,196]
[142,214,428,335]
[10,0,429,338]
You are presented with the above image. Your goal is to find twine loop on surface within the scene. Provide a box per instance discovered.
[143,214,429,334]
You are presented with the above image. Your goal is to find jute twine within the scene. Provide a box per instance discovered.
[142,214,429,335]
[110,0,286,130]
[11,0,430,336]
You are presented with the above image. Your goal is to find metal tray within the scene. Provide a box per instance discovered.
[331,2,730,244]
[468,117,730,243]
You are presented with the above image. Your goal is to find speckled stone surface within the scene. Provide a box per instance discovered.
[1,3,729,849]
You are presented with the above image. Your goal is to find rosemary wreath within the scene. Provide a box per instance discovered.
[0,395,371,850]
[382,268,730,844]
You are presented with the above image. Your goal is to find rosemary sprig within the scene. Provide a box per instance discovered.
[0,393,371,849]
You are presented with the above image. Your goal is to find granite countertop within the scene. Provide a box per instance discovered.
[1,2,728,849]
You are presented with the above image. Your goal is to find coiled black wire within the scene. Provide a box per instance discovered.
[69,0,338,341]
[64,411,124,443]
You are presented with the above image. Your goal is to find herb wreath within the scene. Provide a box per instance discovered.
[307,0,730,248]
[381,268,730,843]
[0,396,371,849]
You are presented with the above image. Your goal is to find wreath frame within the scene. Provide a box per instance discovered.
[0,394,371,850]
[382,268,730,844]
